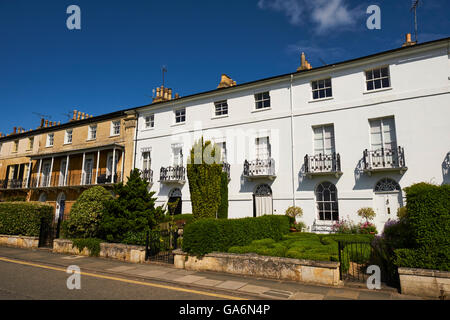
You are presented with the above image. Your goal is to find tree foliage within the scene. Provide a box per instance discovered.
[99,169,165,243]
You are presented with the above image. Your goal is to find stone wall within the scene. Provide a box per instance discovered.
[398,267,450,299]
[53,239,146,264]
[0,234,39,249]
[173,250,341,286]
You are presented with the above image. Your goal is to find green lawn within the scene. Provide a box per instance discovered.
[228,232,374,263]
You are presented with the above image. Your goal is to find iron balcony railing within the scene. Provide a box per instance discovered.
[160,166,186,182]
[141,169,154,184]
[363,146,406,171]
[222,162,231,180]
[304,153,341,174]
[28,171,122,188]
[243,158,276,177]
[0,179,29,190]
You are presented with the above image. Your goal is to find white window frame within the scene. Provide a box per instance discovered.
[365,66,391,92]
[174,108,186,124]
[313,125,335,155]
[142,151,151,171]
[88,125,97,140]
[311,78,332,100]
[214,101,228,117]
[255,136,271,160]
[65,129,73,144]
[171,144,183,167]
[254,92,271,110]
[46,133,54,147]
[145,114,155,129]
[369,117,397,151]
[111,121,121,136]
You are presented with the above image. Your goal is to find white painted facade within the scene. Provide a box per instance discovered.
[133,39,450,233]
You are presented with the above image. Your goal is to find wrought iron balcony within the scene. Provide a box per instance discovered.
[141,169,154,185]
[0,179,28,190]
[243,158,276,180]
[159,166,186,183]
[363,146,407,175]
[304,153,342,178]
[222,162,231,180]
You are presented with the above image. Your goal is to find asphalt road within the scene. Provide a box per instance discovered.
[0,258,231,300]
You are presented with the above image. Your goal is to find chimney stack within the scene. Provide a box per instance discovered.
[297,52,312,71]
[13,127,17,134]
[217,74,237,89]
[40,118,45,128]
[45,120,49,127]
[152,85,177,103]
[402,33,416,47]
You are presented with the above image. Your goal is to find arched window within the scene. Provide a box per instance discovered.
[254,184,272,197]
[38,193,47,203]
[374,178,401,192]
[169,188,182,198]
[315,182,339,221]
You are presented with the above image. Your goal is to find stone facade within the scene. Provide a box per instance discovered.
[0,234,39,249]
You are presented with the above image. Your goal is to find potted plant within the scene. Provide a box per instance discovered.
[285,206,303,232]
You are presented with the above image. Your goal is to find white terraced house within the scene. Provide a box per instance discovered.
[131,36,450,233]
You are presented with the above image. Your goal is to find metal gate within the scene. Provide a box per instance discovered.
[145,230,178,264]
[338,241,374,282]
[38,217,54,248]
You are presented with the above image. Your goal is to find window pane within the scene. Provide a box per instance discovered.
[313,91,319,99]
[382,78,390,88]
[381,67,389,77]
[263,92,270,99]
[367,81,374,91]
[263,100,270,108]
[374,68,381,79]
[325,79,331,87]
[318,80,325,89]
[325,88,332,97]
[374,79,382,89]
[312,81,318,90]
[319,90,325,99]
[366,71,373,80]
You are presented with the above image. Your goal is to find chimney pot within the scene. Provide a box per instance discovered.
[77,112,81,120]
[40,119,45,128]
[45,120,49,127]
[13,127,17,134]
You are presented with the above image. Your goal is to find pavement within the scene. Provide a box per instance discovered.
[0,245,425,300]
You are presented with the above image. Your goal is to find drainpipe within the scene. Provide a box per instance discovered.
[132,111,139,172]
[289,74,296,207]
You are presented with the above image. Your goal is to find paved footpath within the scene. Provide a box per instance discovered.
[0,246,424,300]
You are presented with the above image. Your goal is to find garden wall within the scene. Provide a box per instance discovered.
[398,267,450,299]
[53,239,146,263]
[0,234,39,249]
[173,250,341,286]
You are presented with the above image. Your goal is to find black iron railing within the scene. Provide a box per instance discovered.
[160,166,186,182]
[244,158,275,177]
[363,146,406,170]
[0,179,28,190]
[304,153,341,174]
[141,169,154,184]
[222,162,230,179]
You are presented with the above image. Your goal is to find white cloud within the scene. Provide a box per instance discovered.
[258,0,362,33]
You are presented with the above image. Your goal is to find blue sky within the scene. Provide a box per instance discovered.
[0,0,449,133]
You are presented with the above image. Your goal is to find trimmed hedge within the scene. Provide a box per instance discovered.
[394,183,450,271]
[0,202,53,237]
[182,215,290,255]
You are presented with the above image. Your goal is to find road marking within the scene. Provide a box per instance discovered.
[0,256,246,300]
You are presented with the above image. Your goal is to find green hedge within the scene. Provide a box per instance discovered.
[0,202,53,237]
[182,215,290,255]
[393,183,450,271]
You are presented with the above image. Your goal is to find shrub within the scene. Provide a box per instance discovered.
[396,206,407,220]
[0,202,53,237]
[285,206,303,228]
[294,221,306,232]
[332,218,359,234]
[99,169,166,243]
[217,171,229,219]
[61,186,113,239]
[187,138,224,220]
[357,207,376,222]
[71,238,102,257]
[182,215,290,256]
[358,221,378,234]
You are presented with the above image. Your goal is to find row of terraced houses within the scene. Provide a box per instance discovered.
[1,35,449,234]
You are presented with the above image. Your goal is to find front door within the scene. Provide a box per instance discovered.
[374,192,402,228]
[41,162,51,187]
[59,160,67,186]
[253,184,273,217]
